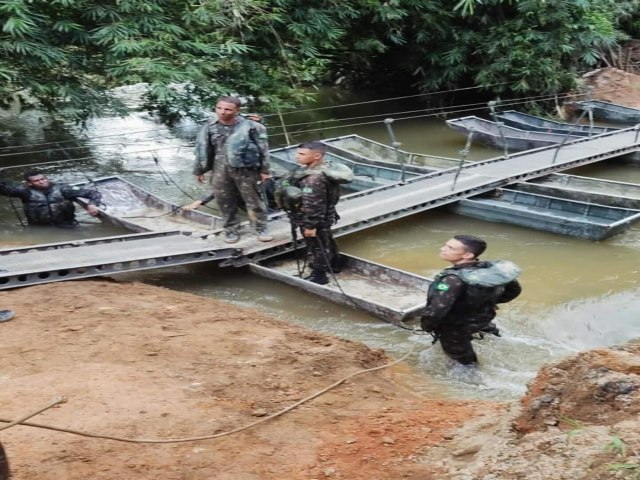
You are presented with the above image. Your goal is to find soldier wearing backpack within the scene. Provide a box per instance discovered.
[421,235,522,365]
[277,141,353,285]
[187,96,273,244]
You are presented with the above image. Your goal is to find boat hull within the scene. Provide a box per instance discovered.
[451,188,640,241]
[575,100,640,125]
[249,252,429,323]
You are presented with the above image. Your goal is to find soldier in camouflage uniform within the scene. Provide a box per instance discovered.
[285,141,343,285]
[421,235,522,365]
[0,171,102,227]
[186,96,272,244]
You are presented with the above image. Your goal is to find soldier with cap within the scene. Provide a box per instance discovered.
[186,96,273,244]
[0,170,102,227]
[421,235,522,365]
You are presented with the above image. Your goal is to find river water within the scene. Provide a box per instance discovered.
[1,87,639,400]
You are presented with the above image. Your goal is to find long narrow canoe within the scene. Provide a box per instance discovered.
[510,173,640,210]
[451,188,640,241]
[446,116,583,152]
[249,251,428,323]
[495,110,617,137]
[574,100,640,125]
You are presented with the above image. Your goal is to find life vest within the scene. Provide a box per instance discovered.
[22,184,76,225]
[274,162,353,214]
[430,260,521,328]
[194,114,267,173]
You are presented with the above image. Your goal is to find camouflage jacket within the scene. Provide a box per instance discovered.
[0,180,102,226]
[193,115,270,175]
[287,165,341,230]
[421,260,522,332]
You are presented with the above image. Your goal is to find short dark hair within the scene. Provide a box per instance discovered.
[24,170,44,181]
[216,96,242,108]
[454,234,487,258]
[298,141,327,154]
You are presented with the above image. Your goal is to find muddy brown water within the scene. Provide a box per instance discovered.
[1,89,639,399]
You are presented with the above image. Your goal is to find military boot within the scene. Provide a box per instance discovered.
[223,230,240,244]
[304,271,329,285]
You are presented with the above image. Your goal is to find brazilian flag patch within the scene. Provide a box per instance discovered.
[435,282,449,292]
[302,187,313,193]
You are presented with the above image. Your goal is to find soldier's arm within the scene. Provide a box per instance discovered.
[0,179,30,200]
[421,275,464,331]
[254,123,271,175]
[61,185,103,216]
[498,280,522,303]
[300,174,328,230]
[193,122,211,176]
[61,185,102,206]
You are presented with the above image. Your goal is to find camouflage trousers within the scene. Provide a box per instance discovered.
[304,227,338,273]
[211,164,268,233]
[437,327,479,365]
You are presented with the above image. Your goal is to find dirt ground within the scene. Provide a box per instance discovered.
[2,280,638,480]
[580,67,640,108]
[0,280,491,480]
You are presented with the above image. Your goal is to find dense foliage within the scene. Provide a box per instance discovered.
[1,0,639,123]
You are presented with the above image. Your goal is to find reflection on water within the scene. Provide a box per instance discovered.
[1,88,640,400]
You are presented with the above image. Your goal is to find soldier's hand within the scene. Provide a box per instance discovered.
[86,204,100,216]
[196,174,205,184]
[303,228,317,237]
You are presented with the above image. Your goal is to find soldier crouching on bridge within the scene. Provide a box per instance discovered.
[421,235,522,365]
[0,170,102,227]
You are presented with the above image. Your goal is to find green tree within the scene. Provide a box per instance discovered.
[0,0,355,123]
[2,0,639,123]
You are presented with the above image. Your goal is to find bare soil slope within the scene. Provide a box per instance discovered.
[1,280,639,479]
[0,280,485,480]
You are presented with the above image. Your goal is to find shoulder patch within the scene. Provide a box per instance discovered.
[301,187,314,194]
[435,282,450,292]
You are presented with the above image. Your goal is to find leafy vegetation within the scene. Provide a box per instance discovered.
[1,0,640,123]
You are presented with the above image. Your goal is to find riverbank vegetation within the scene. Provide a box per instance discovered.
[1,0,640,123]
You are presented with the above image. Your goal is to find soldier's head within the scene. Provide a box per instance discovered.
[295,141,326,168]
[215,96,241,125]
[24,170,50,189]
[439,235,486,265]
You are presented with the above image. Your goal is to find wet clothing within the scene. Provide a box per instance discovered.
[193,115,270,233]
[285,165,342,274]
[0,180,102,226]
[421,260,522,365]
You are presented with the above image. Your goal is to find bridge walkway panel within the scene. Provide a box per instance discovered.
[0,231,239,290]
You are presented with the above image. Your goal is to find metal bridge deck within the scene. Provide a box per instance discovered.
[1,127,638,289]
[0,231,239,289]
